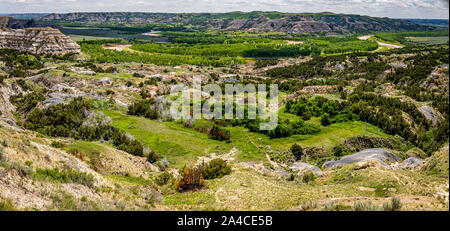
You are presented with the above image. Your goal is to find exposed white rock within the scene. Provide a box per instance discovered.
[323,148,402,169]
[0,27,80,55]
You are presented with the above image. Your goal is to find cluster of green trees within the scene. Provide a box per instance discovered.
[0,49,43,78]
[347,93,442,153]
[266,58,333,78]
[266,51,390,80]
[81,43,242,67]
[131,38,322,58]
[23,97,145,156]
[285,96,359,124]
[77,32,384,67]
[131,34,379,59]
[375,30,449,44]
[127,99,159,120]
[9,91,46,115]
[386,48,448,85]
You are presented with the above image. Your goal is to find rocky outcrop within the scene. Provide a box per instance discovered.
[418,105,442,126]
[289,162,323,177]
[343,136,401,153]
[0,81,22,125]
[0,27,80,55]
[323,148,402,169]
[399,157,423,169]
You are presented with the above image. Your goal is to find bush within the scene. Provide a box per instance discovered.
[269,151,296,165]
[302,171,316,184]
[154,171,173,186]
[0,199,16,211]
[23,97,145,157]
[9,92,46,115]
[383,197,402,211]
[146,150,161,164]
[201,158,232,180]
[33,168,95,188]
[50,141,66,149]
[353,201,380,211]
[177,166,204,192]
[332,144,345,157]
[208,125,231,141]
[127,99,158,120]
[290,143,303,161]
[320,113,331,126]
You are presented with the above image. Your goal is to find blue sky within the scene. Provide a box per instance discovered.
[0,0,448,19]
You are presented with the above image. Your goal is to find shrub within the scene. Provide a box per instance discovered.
[23,97,145,157]
[201,158,232,180]
[207,125,230,141]
[320,113,331,126]
[290,143,303,160]
[34,168,95,188]
[353,201,380,211]
[332,144,345,157]
[154,171,173,186]
[177,166,204,192]
[7,162,32,177]
[302,171,316,183]
[127,99,158,120]
[50,141,66,149]
[383,196,402,211]
[9,92,46,115]
[302,111,312,121]
[133,72,145,78]
[146,150,161,164]
[299,200,317,211]
[323,202,351,211]
[0,198,16,211]
[269,151,296,165]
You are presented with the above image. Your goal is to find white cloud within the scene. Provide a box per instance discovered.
[0,0,448,18]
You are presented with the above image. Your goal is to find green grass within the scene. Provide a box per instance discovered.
[67,140,107,157]
[406,36,449,45]
[68,34,114,42]
[107,174,152,185]
[32,168,95,188]
[102,110,233,167]
[235,118,389,152]
[102,109,390,166]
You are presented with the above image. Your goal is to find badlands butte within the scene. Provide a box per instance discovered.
[0,11,448,211]
[0,16,80,55]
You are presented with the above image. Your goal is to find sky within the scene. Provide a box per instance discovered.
[0,0,448,19]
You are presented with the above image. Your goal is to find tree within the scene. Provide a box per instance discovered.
[332,145,344,157]
[290,143,303,161]
[321,113,331,126]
